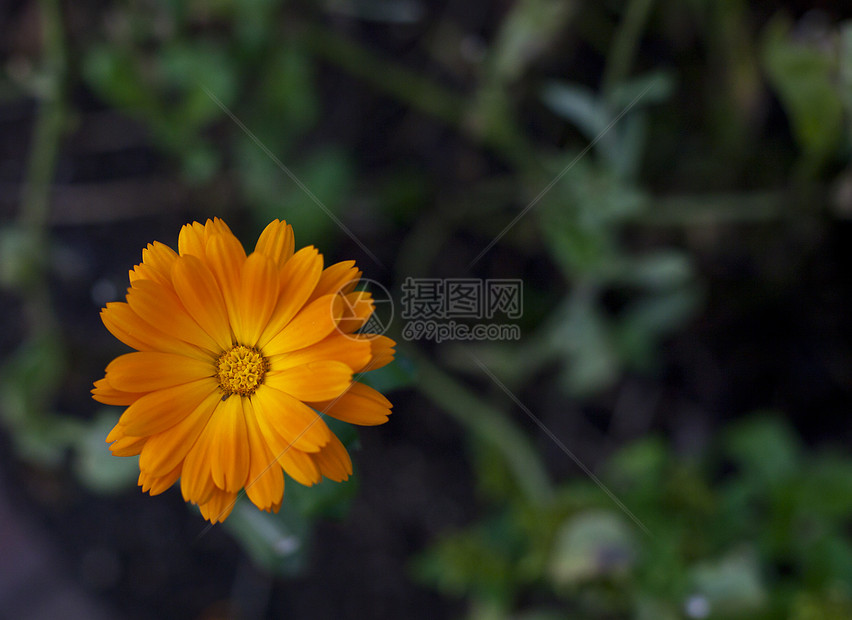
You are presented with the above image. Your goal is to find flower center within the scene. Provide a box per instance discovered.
[216,345,268,396]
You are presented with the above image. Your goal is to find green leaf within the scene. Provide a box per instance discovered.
[688,548,767,616]
[606,71,675,110]
[0,225,45,289]
[723,414,800,486]
[551,291,619,395]
[73,410,139,494]
[619,251,695,290]
[615,286,701,369]
[541,81,610,140]
[11,415,83,467]
[282,469,359,521]
[796,455,852,521]
[471,438,518,503]
[411,516,521,606]
[0,333,65,429]
[606,437,669,495]
[762,16,843,171]
[359,352,413,393]
[790,588,852,620]
[548,509,636,586]
[246,146,354,247]
[252,47,319,143]
[538,160,646,279]
[224,499,311,577]
[287,420,360,521]
[488,0,576,84]
[322,0,425,23]
[542,72,672,179]
[83,46,160,116]
[159,41,238,130]
[0,331,74,467]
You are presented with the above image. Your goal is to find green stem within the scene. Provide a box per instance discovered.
[300,25,464,130]
[601,0,656,96]
[20,0,67,239]
[303,18,554,508]
[298,23,536,170]
[404,345,554,507]
[16,0,67,335]
[1,0,68,451]
[634,190,795,226]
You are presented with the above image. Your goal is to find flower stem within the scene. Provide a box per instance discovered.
[0,0,69,460]
[300,25,463,130]
[14,0,67,339]
[404,346,554,507]
[601,0,656,96]
[298,23,535,170]
[20,0,68,239]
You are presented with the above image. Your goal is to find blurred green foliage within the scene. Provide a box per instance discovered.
[414,415,852,619]
[2,0,852,617]
[762,16,851,176]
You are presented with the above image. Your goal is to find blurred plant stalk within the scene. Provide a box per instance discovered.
[0,0,74,464]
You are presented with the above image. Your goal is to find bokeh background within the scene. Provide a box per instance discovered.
[2,1,852,618]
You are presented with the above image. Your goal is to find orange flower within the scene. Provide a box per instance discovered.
[93,218,394,523]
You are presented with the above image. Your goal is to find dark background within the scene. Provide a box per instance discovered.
[2,1,852,618]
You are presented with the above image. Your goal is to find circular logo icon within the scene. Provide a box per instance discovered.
[333,277,394,340]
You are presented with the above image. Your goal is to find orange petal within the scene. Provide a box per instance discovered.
[197,487,238,523]
[109,434,147,457]
[143,241,179,275]
[171,255,233,350]
[269,333,371,373]
[106,422,127,443]
[206,217,234,237]
[251,385,331,453]
[128,242,179,287]
[139,463,181,495]
[308,382,392,426]
[92,377,146,406]
[205,233,247,341]
[177,221,208,258]
[126,279,220,356]
[359,334,396,371]
[181,436,216,506]
[100,304,150,352]
[254,219,295,269]
[263,294,343,355]
[265,360,352,402]
[242,397,285,511]
[129,264,152,284]
[337,290,374,334]
[277,447,321,487]
[177,218,236,260]
[257,247,323,348]
[105,351,213,393]
[207,396,250,492]
[118,378,219,437]
[100,303,207,360]
[138,388,221,477]
[311,433,352,482]
[237,252,278,347]
[309,260,361,301]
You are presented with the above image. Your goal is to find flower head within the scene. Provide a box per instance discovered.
[93,218,395,523]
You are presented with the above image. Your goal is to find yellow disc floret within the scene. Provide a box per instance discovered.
[216,345,269,396]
